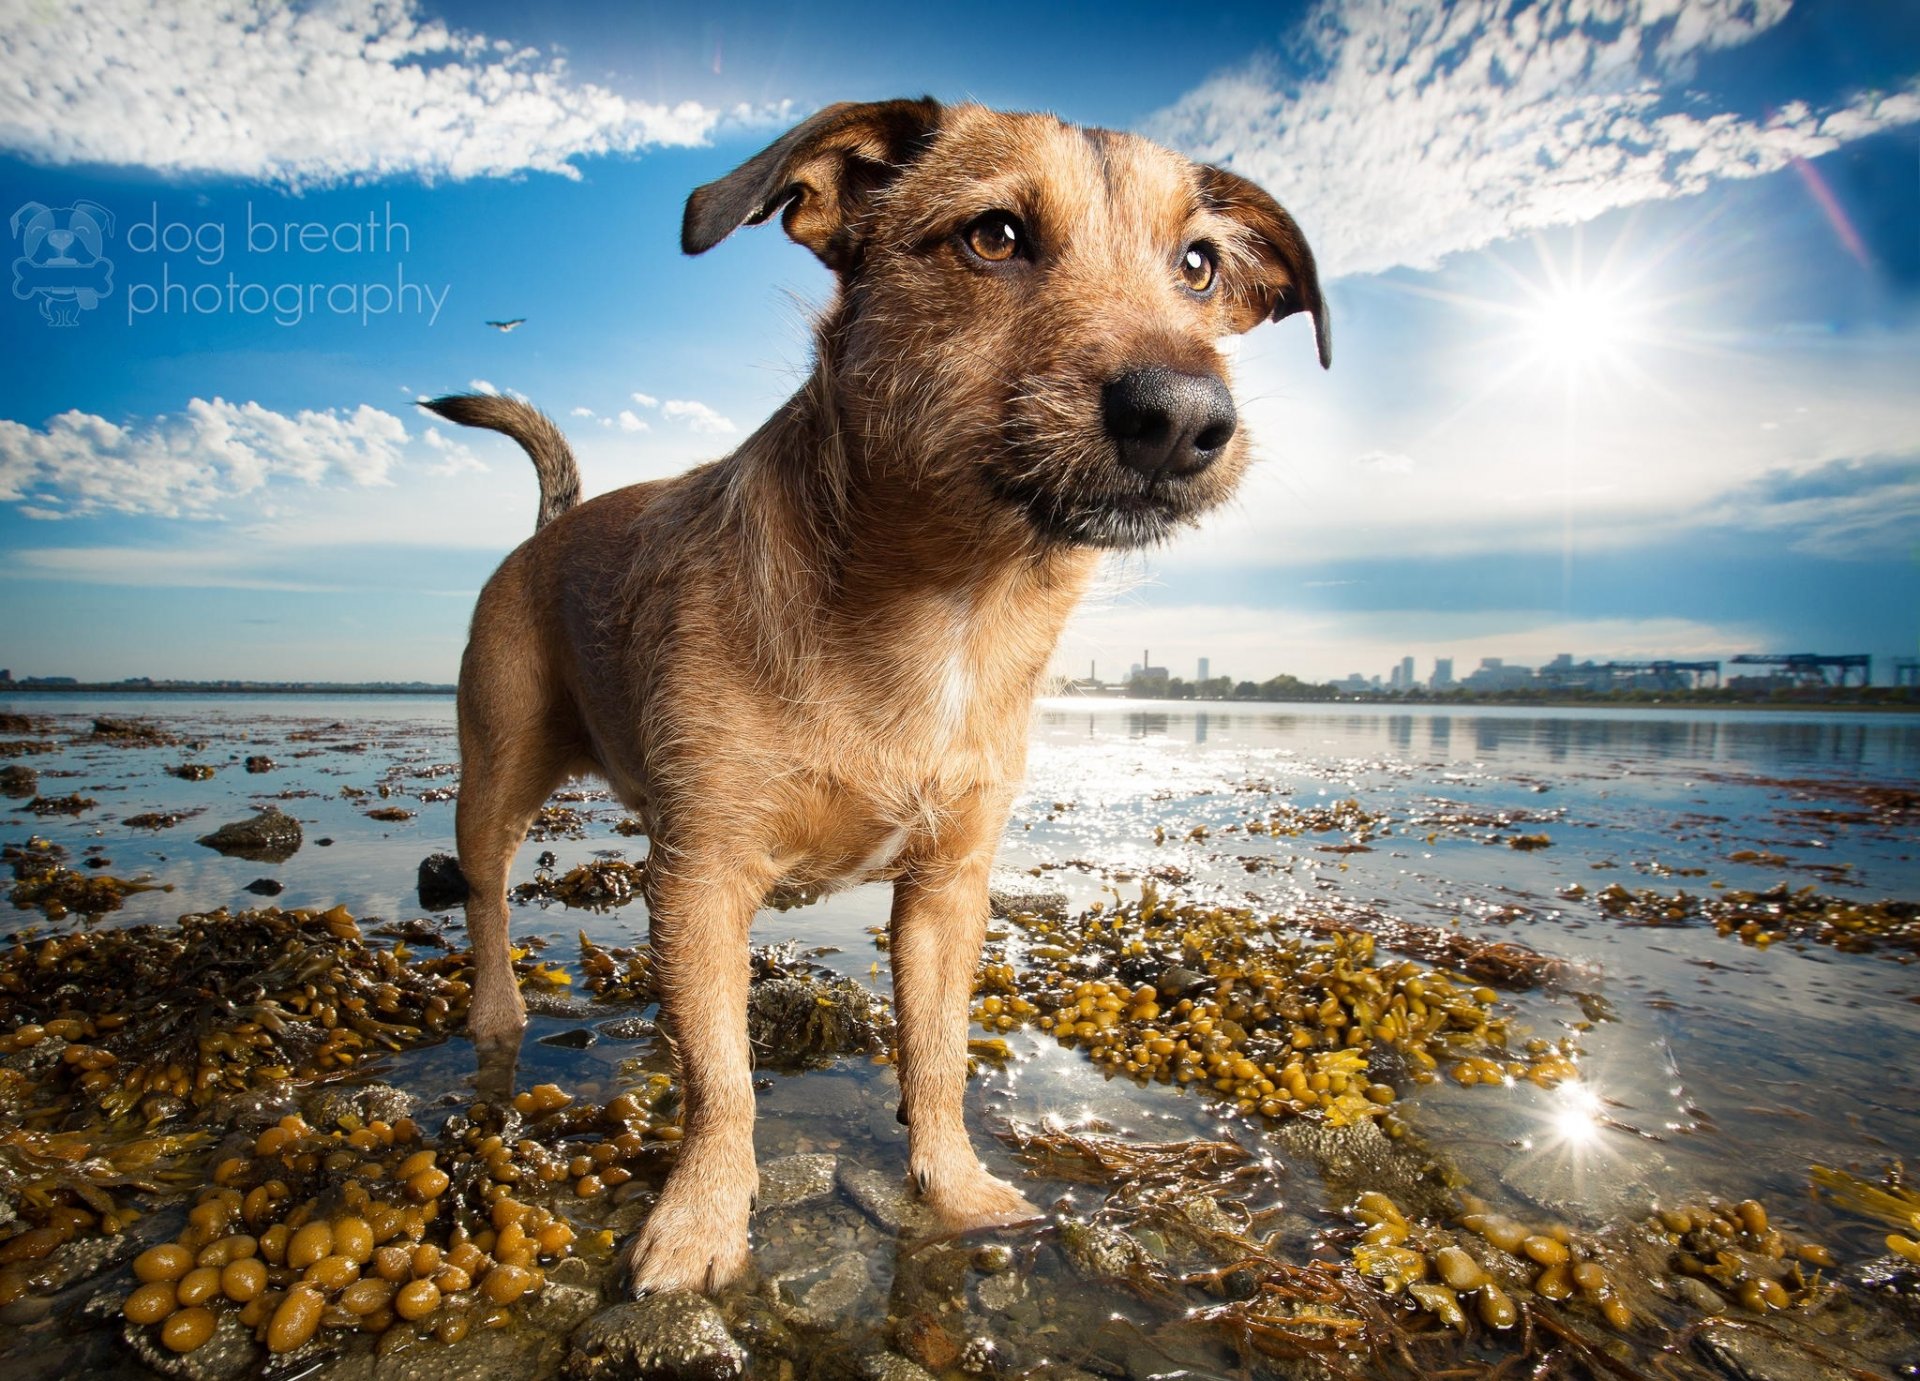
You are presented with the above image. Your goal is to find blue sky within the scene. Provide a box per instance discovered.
[1,0,1916,685]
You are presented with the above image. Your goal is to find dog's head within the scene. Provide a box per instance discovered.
[685,99,1328,550]
[11,201,114,267]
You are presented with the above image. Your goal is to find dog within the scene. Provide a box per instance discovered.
[10,200,115,325]
[424,97,1328,1297]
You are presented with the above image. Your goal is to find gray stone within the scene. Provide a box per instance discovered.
[1154,965,1211,1001]
[1672,1276,1728,1314]
[122,1308,262,1381]
[306,1081,416,1129]
[417,852,469,910]
[196,807,302,863]
[373,1322,554,1381]
[598,1015,658,1041]
[1693,1319,1857,1381]
[530,1280,604,1333]
[837,1163,933,1235]
[1056,1218,1158,1281]
[775,1250,875,1328]
[987,872,1068,920]
[858,1354,940,1381]
[565,1295,746,1381]
[758,1153,838,1212]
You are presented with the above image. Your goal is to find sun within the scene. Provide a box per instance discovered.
[1522,280,1633,365]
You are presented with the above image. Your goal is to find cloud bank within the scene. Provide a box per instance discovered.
[0,399,411,518]
[0,0,729,188]
[1148,0,1920,279]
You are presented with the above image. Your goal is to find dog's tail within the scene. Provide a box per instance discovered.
[420,393,581,531]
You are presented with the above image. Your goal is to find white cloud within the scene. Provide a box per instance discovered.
[1147,0,1920,279]
[422,427,487,478]
[570,407,596,419]
[631,393,659,409]
[0,399,408,519]
[0,0,729,188]
[617,410,649,433]
[1356,449,1413,474]
[468,379,498,396]
[661,399,737,434]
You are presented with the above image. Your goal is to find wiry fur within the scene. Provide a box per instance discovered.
[437,98,1328,1298]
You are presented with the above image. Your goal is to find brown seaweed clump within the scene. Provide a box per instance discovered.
[0,906,469,1127]
[514,860,645,909]
[88,717,182,745]
[113,1099,630,1360]
[27,793,95,816]
[1595,881,1920,955]
[980,886,1580,1132]
[0,765,36,798]
[5,835,165,919]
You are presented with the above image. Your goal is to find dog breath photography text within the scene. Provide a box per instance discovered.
[27,198,452,329]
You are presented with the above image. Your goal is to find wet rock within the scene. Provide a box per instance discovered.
[565,1295,746,1381]
[122,1307,262,1381]
[90,717,180,746]
[987,873,1069,920]
[373,1321,554,1381]
[757,1153,837,1212]
[1269,1116,1454,1223]
[417,852,469,910]
[244,755,276,773]
[858,1355,939,1381]
[197,807,303,863]
[1057,1218,1158,1281]
[170,763,217,781]
[0,765,36,797]
[1154,964,1210,1001]
[244,877,284,896]
[722,1296,800,1360]
[776,1250,875,1328]
[525,991,597,1019]
[894,1314,961,1371]
[1503,1143,1670,1222]
[305,1081,416,1129]
[38,1230,137,1292]
[28,793,94,815]
[1673,1275,1728,1314]
[748,974,890,1068]
[1693,1319,1858,1381]
[540,1027,597,1049]
[837,1163,933,1235]
[529,1280,602,1334]
[598,1015,658,1041]
[972,1244,1013,1275]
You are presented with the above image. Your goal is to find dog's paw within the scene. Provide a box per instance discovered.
[467,981,528,1052]
[913,1159,1040,1231]
[621,1189,752,1296]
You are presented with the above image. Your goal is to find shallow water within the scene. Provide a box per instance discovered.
[3,693,1917,1376]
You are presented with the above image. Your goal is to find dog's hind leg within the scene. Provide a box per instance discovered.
[621,846,777,1295]
[456,624,575,1055]
[890,821,1040,1230]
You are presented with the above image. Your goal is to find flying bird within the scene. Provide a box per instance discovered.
[485,318,526,332]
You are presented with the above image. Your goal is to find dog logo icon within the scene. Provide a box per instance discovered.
[11,200,115,326]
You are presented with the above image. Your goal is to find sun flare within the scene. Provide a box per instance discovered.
[1523,282,1632,364]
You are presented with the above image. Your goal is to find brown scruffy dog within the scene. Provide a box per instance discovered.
[425,96,1328,1296]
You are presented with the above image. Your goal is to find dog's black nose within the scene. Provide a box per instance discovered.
[1102,369,1236,479]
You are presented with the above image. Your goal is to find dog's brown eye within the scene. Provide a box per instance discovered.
[963,212,1024,264]
[1180,243,1216,294]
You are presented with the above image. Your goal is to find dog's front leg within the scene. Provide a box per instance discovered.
[890,844,1040,1230]
[622,857,768,1295]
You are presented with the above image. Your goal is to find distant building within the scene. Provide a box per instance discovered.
[1197,657,1209,681]
[1399,655,1415,689]
[1431,657,1454,689]
[1462,657,1533,691]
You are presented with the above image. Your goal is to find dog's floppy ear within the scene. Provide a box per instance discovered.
[10,202,50,237]
[683,98,943,272]
[1197,165,1331,369]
